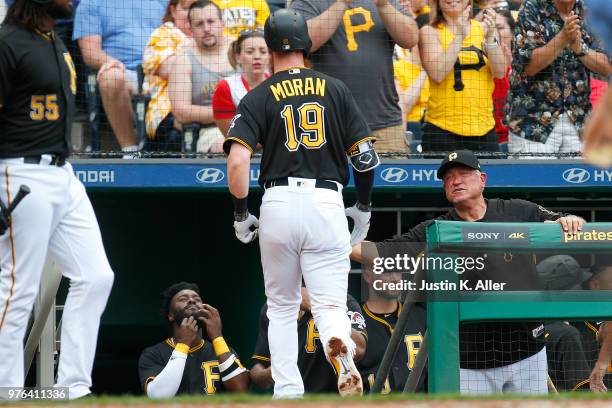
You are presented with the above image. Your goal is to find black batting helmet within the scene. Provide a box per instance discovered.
[29,0,54,3]
[264,9,311,54]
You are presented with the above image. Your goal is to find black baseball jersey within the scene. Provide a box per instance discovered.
[223,67,373,187]
[252,295,367,393]
[138,338,242,395]
[376,199,566,369]
[544,322,592,391]
[572,321,612,390]
[0,23,74,157]
[358,301,427,393]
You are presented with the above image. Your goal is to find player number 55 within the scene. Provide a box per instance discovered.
[30,95,59,121]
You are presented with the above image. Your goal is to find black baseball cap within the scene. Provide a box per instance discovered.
[536,255,592,290]
[437,150,481,179]
[264,9,312,55]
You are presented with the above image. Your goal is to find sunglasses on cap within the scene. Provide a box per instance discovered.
[239,28,264,38]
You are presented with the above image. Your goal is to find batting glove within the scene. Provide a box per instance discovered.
[345,203,371,246]
[233,212,259,244]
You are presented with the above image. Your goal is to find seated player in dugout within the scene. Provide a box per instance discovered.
[250,286,367,393]
[138,282,249,397]
[536,255,592,392]
[358,269,426,393]
[351,150,586,394]
[572,256,612,392]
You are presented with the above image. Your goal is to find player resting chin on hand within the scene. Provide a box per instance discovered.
[138,282,249,397]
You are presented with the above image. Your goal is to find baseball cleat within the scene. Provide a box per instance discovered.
[327,337,363,396]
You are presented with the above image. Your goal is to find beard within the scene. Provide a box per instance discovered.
[376,289,401,300]
[199,35,217,49]
[47,3,73,20]
[172,307,206,330]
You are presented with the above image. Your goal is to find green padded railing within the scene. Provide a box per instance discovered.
[425,221,612,393]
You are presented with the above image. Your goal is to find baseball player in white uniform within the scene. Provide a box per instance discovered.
[0,0,114,399]
[224,9,379,398]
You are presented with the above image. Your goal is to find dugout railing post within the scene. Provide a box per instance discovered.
[426,221,612,393]
[24,258,62,386]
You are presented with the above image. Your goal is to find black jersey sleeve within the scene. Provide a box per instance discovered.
[546,323,592,391]
[557,329,592,391]
[374,221,428,259]
[0,38,16,109]
[223,95,261,155]
[138,346,167,392]
[347,295,367,338]
[252,305,271,367]
[340,83,374,154]
[509,199,566,222]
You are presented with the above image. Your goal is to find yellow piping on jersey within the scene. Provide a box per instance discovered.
[584,321,600,341]
[143,376,156,392]
[165,338,205,353]
[0,166,16,336]
[362,301,402,335]
[34,29,54,42]
[225,137,253,154]
[572,378,590,391]
[270,78,326,102]
[347,136,376,155]
[252,354,271,362]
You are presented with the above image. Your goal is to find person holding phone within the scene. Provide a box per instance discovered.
[138,282,249,397]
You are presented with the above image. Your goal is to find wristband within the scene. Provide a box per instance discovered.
[219,354,247,382]
[212,336,230,356]
[232,195,248,220]
[356,202,371,212]
[219,354,237,372]
[174,343,190,355]
[234,210,249,222]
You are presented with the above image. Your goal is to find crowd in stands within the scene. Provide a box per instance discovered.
[1,0,611,157]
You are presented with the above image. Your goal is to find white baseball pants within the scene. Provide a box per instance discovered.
[460,347,549,394]
[259,177,355,398]
[0,158,114,399]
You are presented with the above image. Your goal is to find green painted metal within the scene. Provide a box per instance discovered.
[426,262,460,393]
[425,221,612,394]
[427,221,612,253]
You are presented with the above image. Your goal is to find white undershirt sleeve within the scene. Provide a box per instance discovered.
[146,350,188,398]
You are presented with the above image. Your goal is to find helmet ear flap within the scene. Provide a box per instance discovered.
[264,9,312,55]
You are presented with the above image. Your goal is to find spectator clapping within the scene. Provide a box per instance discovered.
[419,0,507,153]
